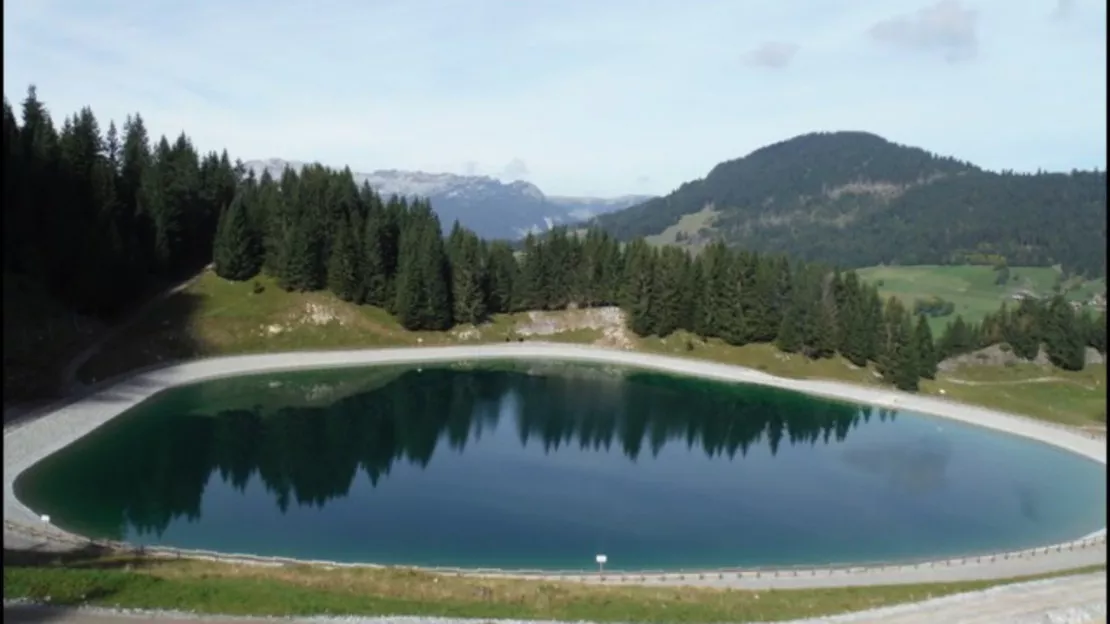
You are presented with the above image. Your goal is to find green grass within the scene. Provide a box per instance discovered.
[3,551,1104,623]
[637,331,884,386]
[856,264,1106,332]
[70,269,1106,429]
[75,271,613,385]
[923,363,1107,428]
[644,206,719,251]
[2,273,105,403]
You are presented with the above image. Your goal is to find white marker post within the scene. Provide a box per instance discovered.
[595,554,607,576]
[40,514,50,524]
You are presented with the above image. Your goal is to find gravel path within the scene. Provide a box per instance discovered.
[4,343,1106,620]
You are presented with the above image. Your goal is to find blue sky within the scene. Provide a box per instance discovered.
[3,0,1105,197]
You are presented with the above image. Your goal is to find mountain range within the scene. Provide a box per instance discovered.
[592,132,1106,276]
[243,159,652,241]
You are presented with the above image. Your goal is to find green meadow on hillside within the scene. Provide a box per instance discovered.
[856,264,1105,332]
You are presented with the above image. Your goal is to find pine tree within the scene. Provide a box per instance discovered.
[392,218,423,329]
[361,209,390,307]
[652,246,687,337]
[418,208,453,330]
[1087,311,1107,355]
[450,228,487,325]
[938,314,975,360]
[836,272,870,366]
[326,215,362,301]
[776,303,803,353]
[808,272,838,359]
[485,242,518,314]
[1043,295,1085,371]
[393,206,452,330]
[1006,298,1042,360]
[277,214,324,291]
[622,240,657,336]
[879,298,918,391]
[680,258,703,333]
[212,194,262,281]
[913,314,937,379]
[517,233,548,311]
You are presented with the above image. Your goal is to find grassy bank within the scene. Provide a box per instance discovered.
[66,269,1106,429]
[3,549,1104,623]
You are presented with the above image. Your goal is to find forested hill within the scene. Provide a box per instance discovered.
[593,132,1107,276]
[4,86,1105,401]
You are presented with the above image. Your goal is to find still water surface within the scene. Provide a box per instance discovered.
[16,361,1106,570]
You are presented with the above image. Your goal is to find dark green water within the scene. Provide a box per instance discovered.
[16,361,1106,571]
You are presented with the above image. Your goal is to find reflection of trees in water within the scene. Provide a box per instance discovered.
[26,368,879,539]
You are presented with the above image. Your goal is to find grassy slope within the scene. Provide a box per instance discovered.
[644,206,719,251]
[2,273,105,404]
[73,269,1106,428]
[856,264,1106,333]
[3,551,1104,623]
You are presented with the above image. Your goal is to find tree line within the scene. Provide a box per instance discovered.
[936,296,1105,371]
[4,86,1104,395]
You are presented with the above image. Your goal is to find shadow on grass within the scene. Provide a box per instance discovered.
[5,291,210,429]
[72,290,211,387]
[3,544,151,570]
[3,545,156,622]
[4,604,92,624]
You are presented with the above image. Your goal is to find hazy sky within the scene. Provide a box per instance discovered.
[3,0,1106,197]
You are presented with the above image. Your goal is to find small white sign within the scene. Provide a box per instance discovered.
[40,514,50,524]
[595,554,607,564]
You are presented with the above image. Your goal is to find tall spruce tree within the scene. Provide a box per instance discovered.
[449,228,487,325]
[913,314,937,379]
[879,298,918,391]
[622,240,657,336]
[278,214,324,291]
[652,246,688,337]
[361,209,390,307]
[326,215,362,302]
[485,241,517,314]
[213,194,262,281]
[1043,295,1085,370]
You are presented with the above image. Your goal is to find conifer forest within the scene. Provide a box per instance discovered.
[4,87,1105,393]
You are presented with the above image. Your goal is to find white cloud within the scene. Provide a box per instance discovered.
[868,1,979,62]
[2,0,1104,196]
[744,42,801,69]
